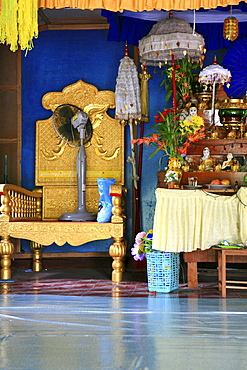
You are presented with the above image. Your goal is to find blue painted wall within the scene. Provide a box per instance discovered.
[21,29,226,253]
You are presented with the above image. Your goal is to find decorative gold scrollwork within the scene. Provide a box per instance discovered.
[84,103,121,160]
[41,138,67,160]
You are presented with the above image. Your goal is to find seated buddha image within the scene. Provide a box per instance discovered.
[199,146,214,171]
[186,104,198,121]
[214,160,222,172]
[222,152,233,171]
[182,160,190,172]
[232,158,240,172]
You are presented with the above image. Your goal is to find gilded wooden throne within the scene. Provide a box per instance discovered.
[0,80,127,282]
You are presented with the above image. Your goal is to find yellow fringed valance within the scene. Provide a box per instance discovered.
[0,0,38,52]
[38,0,246,12]
[152,187,247,253]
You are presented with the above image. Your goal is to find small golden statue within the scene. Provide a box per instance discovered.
[182,160,190,172]
[211,130,219,139]
[222,153,233,171]
[198,160,205,172]
[214,160,222,172]
[226,129,237,139]
[232,158,240,172]
[198,147,214,172]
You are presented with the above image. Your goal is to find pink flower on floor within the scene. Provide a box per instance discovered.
[131,230,153,261]
[135,231,146,245]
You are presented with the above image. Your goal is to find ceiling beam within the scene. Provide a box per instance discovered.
[38,9,51,25]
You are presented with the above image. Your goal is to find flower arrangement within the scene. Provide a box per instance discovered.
[131,230,153,261]
[131,109,205,159]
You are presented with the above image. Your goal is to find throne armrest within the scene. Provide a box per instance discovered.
[110,185,127,224]
[0,184,42,222]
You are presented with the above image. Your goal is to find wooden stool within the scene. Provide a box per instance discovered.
[214,248,247,298]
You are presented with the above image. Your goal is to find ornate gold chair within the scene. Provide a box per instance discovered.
[0,80,127,282]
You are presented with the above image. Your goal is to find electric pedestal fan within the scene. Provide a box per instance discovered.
[52,103,96,221]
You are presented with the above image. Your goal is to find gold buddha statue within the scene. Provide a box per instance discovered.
[182,160,190,172]
[232,158,240,172]
[214,160,222,172]
[199,147,214,171]
[222,153,233,171]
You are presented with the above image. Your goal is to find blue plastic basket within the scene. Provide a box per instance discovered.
[146,251,180,293]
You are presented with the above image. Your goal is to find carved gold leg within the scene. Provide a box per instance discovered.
[30,242,43,272]
[109,237,126,282]
[0,236,14,280]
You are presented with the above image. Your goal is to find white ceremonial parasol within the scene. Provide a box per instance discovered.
[199,57,231,124]
[115,43,141,189]
[138,11,205,110]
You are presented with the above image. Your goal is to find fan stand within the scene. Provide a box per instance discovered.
[59,114,96,222]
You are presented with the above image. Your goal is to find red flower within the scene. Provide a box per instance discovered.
[154,108,174,122]
[182,94,190,101]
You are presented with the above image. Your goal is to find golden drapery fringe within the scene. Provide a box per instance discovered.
[0,0,38,52]
[38,0,247,12]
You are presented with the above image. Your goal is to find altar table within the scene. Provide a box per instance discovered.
[152,187,247,287]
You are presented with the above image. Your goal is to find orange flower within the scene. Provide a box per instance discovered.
[178,146,187,155]
[131,134,161,146]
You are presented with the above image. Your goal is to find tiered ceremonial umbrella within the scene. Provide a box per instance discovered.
[115,43,141,191]
[199,57,231,123]
[115,43,142,234]
[138,12,205,110]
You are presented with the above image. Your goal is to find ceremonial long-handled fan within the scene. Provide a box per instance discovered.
[52,104,96,221]
[223,37,247,99]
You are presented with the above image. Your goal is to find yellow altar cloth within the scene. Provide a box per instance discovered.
[152,187,247,253]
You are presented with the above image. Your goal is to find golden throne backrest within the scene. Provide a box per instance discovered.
[35,80,124,220]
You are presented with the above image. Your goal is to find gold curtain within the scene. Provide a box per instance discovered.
[38,0,246,12]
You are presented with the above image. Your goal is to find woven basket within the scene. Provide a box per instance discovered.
[146,252,180,293]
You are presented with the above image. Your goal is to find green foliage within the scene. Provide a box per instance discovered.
[160,57,200,104]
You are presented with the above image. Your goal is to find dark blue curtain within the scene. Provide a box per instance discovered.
[102,7,247,50]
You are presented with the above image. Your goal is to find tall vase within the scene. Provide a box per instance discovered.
[166,157,183,188]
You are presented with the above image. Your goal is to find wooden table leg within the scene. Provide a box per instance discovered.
[187,262,198,288]
[221,250,227,298]
[218,250,222,291]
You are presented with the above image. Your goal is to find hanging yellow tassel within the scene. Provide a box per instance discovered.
[0,0,18,51]
[223,16,239,41]
[18,0,38,52]
[0,0,38,52]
